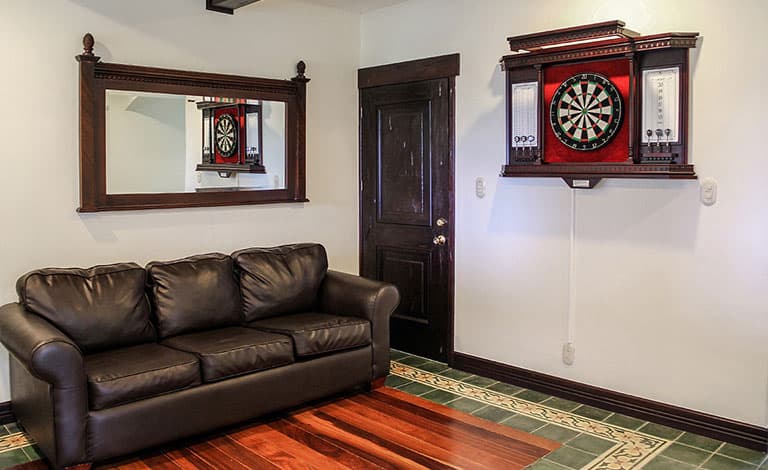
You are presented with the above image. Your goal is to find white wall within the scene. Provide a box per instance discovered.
[362,0,768,426]
[0,0,360,400]
[260,100,287,189]
[106,91,187,193]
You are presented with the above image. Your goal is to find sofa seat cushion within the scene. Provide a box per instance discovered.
[248,313,371,357]
[161,327,294,383]
[84,344,200,411]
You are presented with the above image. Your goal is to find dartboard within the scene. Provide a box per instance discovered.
[215,114,238,158]
[550,73,622,151]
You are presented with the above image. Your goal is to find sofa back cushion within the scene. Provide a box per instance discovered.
[146,253,242,338]
[16,263,155,353]
[232,244,328,322]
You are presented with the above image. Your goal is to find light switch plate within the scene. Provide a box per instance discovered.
[701,178,717,206]
[475,177,486,198]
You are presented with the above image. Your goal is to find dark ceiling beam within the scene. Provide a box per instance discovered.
[206,0,262,15]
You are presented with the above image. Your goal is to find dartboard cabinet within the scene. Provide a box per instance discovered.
[500,20,699,188]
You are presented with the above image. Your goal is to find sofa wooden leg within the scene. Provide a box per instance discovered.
[369,377,386,391]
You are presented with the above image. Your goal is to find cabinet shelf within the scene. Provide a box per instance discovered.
[501,163,696,188]
[196,163,266,178]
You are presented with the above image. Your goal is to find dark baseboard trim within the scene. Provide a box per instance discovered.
[452,352,767,452]
[0,402,14,425]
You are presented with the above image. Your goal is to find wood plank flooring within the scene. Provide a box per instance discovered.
[19,387,559,469]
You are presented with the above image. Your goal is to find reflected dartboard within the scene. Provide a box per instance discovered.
[550,73,622,151]
[215,114,238,158]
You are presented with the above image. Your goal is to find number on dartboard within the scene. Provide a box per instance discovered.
[549,72,622,151]
[215,114,238,158]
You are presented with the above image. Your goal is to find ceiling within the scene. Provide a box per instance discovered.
[298,0,410,13]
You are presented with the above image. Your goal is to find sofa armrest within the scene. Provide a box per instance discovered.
[0,303,89,467]
[319,271,400,380]
[0,303,84,388]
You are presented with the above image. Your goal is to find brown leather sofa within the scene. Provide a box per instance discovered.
[0,244,399,469]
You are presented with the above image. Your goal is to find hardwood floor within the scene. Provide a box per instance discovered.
[6,354,768,469]
[17,387,559,469]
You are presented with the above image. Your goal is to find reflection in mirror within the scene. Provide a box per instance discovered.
[105,90,286,194]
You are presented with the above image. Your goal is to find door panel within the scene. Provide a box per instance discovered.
[377,246,430,323]
[360,78,454,362]
[377,101,431,226]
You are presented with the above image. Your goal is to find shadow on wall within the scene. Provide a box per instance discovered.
[77,201,309,245]
[490,178,571,238]
[489,168,702,251]
[64,0,294,68]
[688,36,704,162]
[65,0,197,25]
[77,208,222,243]
[65,0,186,63]
[459,63,576,239]
[262,100,286,188]
[575,179,701,250]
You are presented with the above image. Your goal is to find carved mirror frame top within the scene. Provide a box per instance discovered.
[76,33,310,212]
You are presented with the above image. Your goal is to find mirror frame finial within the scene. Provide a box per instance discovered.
[76,33,100,62]
[82,33,95,56]
[294,61,309,83]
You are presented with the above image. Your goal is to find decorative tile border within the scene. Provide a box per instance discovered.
[391,362,670,469]
[0,433,33,454]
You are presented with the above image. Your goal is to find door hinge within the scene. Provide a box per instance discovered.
[360,107,363,119]
[439,84,443,97]
[360,180,363,192]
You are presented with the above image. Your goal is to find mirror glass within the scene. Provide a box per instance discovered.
[105,90,286,194]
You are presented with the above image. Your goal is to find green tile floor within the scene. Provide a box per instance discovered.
[0,423,38,468]
[388,350,768,470]
[0,350,765,469]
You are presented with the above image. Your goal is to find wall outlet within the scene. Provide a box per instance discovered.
[562,342,575,366]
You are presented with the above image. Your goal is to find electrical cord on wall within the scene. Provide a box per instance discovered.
[564,188,577,365]
[568,188,576,342]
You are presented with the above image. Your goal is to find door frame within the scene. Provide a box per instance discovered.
[357,54,460,366]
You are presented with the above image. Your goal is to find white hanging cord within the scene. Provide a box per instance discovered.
[567,188,577,344]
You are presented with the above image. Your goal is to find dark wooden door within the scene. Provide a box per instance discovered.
[360,78,454,362]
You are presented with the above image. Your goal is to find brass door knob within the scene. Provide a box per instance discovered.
[433,235,447,246]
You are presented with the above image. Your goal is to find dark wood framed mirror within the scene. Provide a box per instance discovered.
[76,33,309,212]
